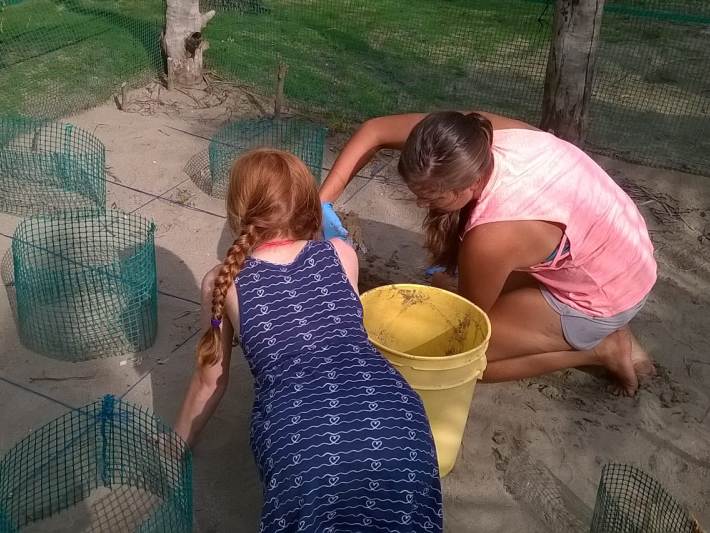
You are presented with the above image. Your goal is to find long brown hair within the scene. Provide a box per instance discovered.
[197,148,321,367]
[398,111,494,271]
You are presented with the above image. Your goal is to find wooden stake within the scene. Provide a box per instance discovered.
[274,60,289,119]
[166,57,176,91]
[120,82,128,110]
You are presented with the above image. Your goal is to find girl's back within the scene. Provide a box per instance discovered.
[237,240,443,533]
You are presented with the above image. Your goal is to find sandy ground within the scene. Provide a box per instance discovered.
[1,82,708,532]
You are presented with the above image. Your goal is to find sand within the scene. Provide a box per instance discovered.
[1,80,708,532]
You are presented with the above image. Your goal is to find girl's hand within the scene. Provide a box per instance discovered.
[322,202,349,240]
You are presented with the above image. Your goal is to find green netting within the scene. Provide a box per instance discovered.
[205,118,327,198]
[0,1,708,175]
[587,1,710,174]
[12,209,158,361]
[202,0,709,174]
[0,0,163,120]
[203,0,551,127]
[0,116,106,216]
[590,463,698,533]
[0,395,192,533]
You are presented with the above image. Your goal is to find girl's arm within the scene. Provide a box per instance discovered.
[174,268,237,447]
[457,222,552,312]
[319,111,537,203]
[319,113,427,202]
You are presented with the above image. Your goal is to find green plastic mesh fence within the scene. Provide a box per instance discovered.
[587,1,710,174]
[0,0,164,120]
[0,395,192,533]
[203,0,551,126]
[205,118,327,198]
[12,209,157,361]
[0,1,708,175]
[0,116,105,216]
[590,463,699,533]
[202,0,708,174]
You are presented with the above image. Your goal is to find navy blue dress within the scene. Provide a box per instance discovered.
[236,240,443,533]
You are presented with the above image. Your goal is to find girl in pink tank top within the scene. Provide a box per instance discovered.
[321,110,657,396]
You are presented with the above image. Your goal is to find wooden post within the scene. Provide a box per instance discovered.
[540,0,606,146]
[274,60,288,119]
[163,0,215,88]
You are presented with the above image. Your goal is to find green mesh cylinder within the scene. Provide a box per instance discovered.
[12,209,157,361]
[0,395,192,533]
[208,118,327,198]
[590,464,698,533]
[0,116,105,216]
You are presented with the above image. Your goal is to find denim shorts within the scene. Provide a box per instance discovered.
[540,287,647,351]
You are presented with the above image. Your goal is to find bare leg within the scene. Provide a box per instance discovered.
[482,283,640,395]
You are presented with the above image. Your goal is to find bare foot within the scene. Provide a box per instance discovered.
[624,326,656,383]
[593,328,638,396]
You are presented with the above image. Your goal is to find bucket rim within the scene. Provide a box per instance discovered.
[360,283,492,363]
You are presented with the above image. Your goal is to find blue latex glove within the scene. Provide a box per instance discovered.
[321,202,349,241]
[425,265,447,277]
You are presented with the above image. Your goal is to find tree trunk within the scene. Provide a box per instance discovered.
[540,0,605,146]
[163,1,216,87]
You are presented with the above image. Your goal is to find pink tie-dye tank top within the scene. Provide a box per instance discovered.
[464,129,656,318]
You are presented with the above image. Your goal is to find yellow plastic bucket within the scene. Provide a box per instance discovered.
[360,284,490,477]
